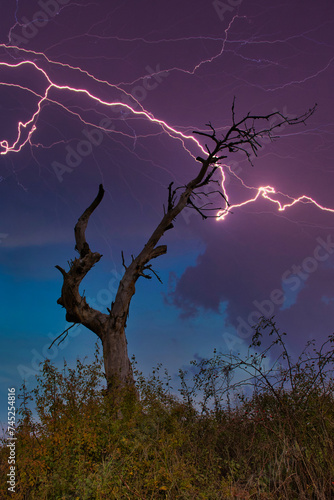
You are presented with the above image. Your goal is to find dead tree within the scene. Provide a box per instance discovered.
[55,101,316,395]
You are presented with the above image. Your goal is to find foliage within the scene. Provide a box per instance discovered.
[1,320,334,499]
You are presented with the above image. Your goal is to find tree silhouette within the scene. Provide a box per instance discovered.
[54,101,316,396]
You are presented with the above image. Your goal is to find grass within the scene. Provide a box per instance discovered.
[1,318,334,499]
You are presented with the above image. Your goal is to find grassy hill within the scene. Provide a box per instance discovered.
[1,319,334,499]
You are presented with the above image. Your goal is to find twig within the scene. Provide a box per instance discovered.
[48,323,76,349]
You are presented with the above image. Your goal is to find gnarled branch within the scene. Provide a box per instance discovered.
[56,184,107,338]
[75,183,105,257]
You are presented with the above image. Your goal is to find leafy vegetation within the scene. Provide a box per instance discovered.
[1,318,334,499]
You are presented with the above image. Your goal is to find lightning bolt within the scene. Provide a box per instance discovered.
[217,184,334,221]
[1,40,333,224]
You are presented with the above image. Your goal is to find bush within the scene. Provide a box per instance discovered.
[1,320,334,499]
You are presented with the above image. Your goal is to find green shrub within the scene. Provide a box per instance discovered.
[1,320,333,499]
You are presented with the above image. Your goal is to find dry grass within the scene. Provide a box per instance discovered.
[1,318,334,499]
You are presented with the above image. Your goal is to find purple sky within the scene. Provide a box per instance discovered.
[1,0,334,425]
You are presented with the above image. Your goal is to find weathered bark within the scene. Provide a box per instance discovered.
[55,102,316,395]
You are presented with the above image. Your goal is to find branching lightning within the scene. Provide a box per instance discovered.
[1,33,334,224]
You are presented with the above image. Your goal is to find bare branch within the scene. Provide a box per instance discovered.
[143,264,163,283]
[168,182,177,211]
[149,245,167,260]
[55,265,67,278]
[74,184,104,257]
[48,323,76,349]
[187,198,208,219]
[56,185,106,337]
[121,251,127,270]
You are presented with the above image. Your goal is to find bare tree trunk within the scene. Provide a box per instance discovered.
[55,103,316,396]
[101,319,133,393]
[55,184,136,393]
